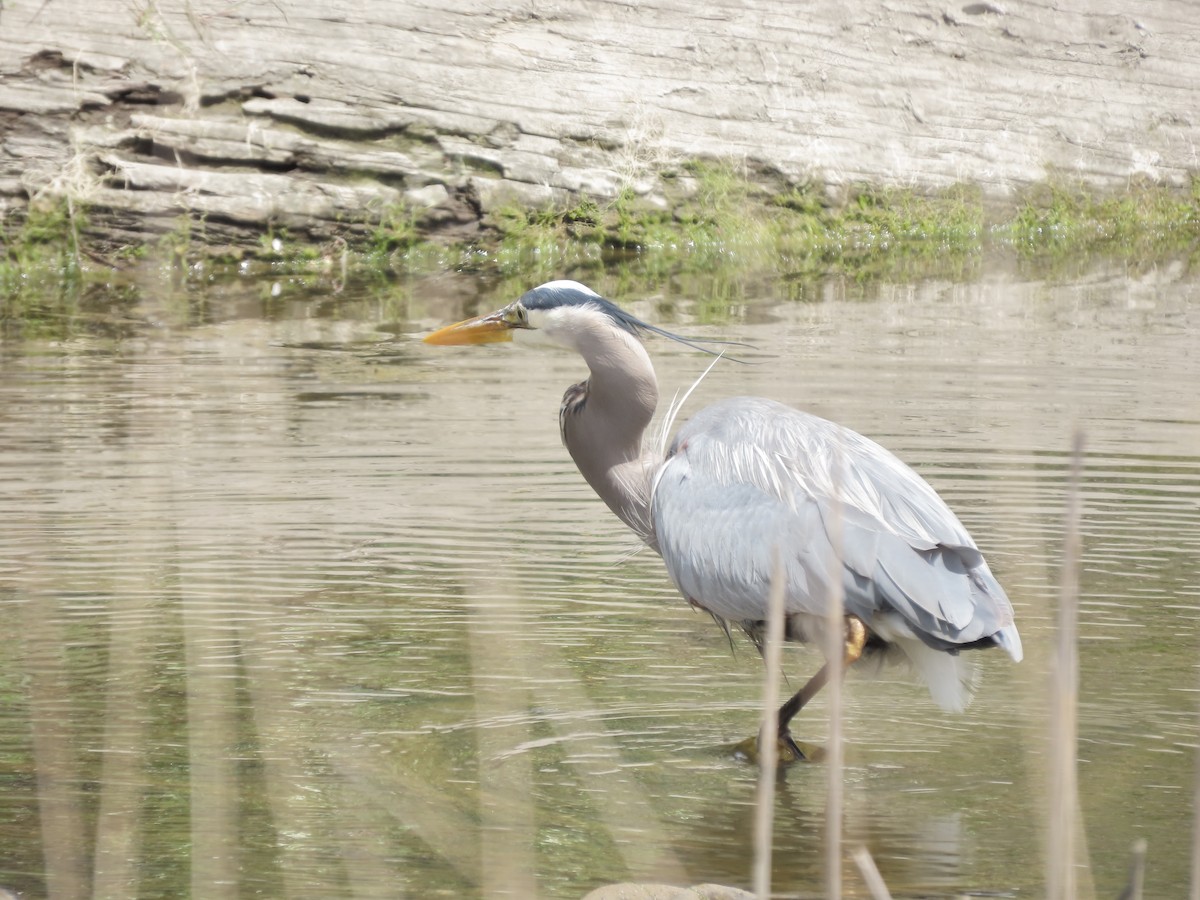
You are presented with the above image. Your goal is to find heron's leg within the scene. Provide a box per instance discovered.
[776,614,869,761]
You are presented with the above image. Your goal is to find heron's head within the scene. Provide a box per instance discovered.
[424,280,744,359]
[423,281,644,353]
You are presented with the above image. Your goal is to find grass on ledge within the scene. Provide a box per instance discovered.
[3,163,1199,300]
[461,163,1199,284]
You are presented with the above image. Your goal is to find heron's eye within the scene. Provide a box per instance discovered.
[510,304,530,327]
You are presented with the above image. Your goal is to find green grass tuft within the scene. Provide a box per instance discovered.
[2,163,1198,321]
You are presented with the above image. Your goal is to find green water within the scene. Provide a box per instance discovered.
[1,257,1198,898]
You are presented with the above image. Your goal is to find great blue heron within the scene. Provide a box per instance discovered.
[425,280,1022,760]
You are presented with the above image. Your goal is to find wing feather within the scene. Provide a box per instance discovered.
[650,396,1019,656]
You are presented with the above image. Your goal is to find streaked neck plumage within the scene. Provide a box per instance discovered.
[556,315,659,543]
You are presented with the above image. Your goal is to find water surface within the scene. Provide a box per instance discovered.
[1,258,1198,898]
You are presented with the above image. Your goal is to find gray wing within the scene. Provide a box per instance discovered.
[650,396,1021,658]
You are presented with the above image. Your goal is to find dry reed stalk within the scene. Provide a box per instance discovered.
[1125,838,1146,900]
[1192,657,1200,900]
[824,454,847,900]
[91,581,155,897]
[1046,430,1084,900]
[467,588,538,898]
[753,549,787,899]
[182,593,240,900]
[16,588,89,900]
[486,598,689,885]
[850,845,893,900]
[242,606,362,897]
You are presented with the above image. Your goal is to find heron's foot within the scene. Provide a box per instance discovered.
[732,732,824,765]
[780,730,825,764]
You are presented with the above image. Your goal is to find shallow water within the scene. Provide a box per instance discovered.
[1,257,1198,898]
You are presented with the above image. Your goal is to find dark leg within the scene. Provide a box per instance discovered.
[775,662,831,759]
[776,615,868,761]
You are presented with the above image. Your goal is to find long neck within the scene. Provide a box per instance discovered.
[559,326,659,543]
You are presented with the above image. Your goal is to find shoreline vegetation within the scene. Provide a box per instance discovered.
[3,161,1199,298]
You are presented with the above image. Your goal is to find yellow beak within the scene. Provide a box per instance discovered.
[423,312,514,346]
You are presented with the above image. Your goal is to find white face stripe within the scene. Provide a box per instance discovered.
[509,315,562,350]
[522,303,617,354]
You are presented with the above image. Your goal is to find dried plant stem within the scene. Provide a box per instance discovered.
[824,455,846,900]
[1047,430,1084,900]
[1125,838,1147,900]
[467,590,538,899]
[182,597,239,900]
[823,608,845,895]
[851,845,894,900]
[1192,657,1200,900]
[753,549,787,899]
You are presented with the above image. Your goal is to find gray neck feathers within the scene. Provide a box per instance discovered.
[558,324,658,543]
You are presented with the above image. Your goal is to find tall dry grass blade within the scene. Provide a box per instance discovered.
[1047,430,1084,900]
[16,593,89,900]
[824,449,847,900]
[753,548,787,900]
[183,594,240,900]
[850,845,893,900]
[460,571,686,897]
[483,596,689,885]
[242,605,363,897]
[1192,658,1200,900]
[332,745,481,887]
[467,585,538,899]
[92,583,155,898]
[1124,838,1147,900]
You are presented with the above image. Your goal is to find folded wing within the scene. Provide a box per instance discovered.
[650,397,1022,661]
